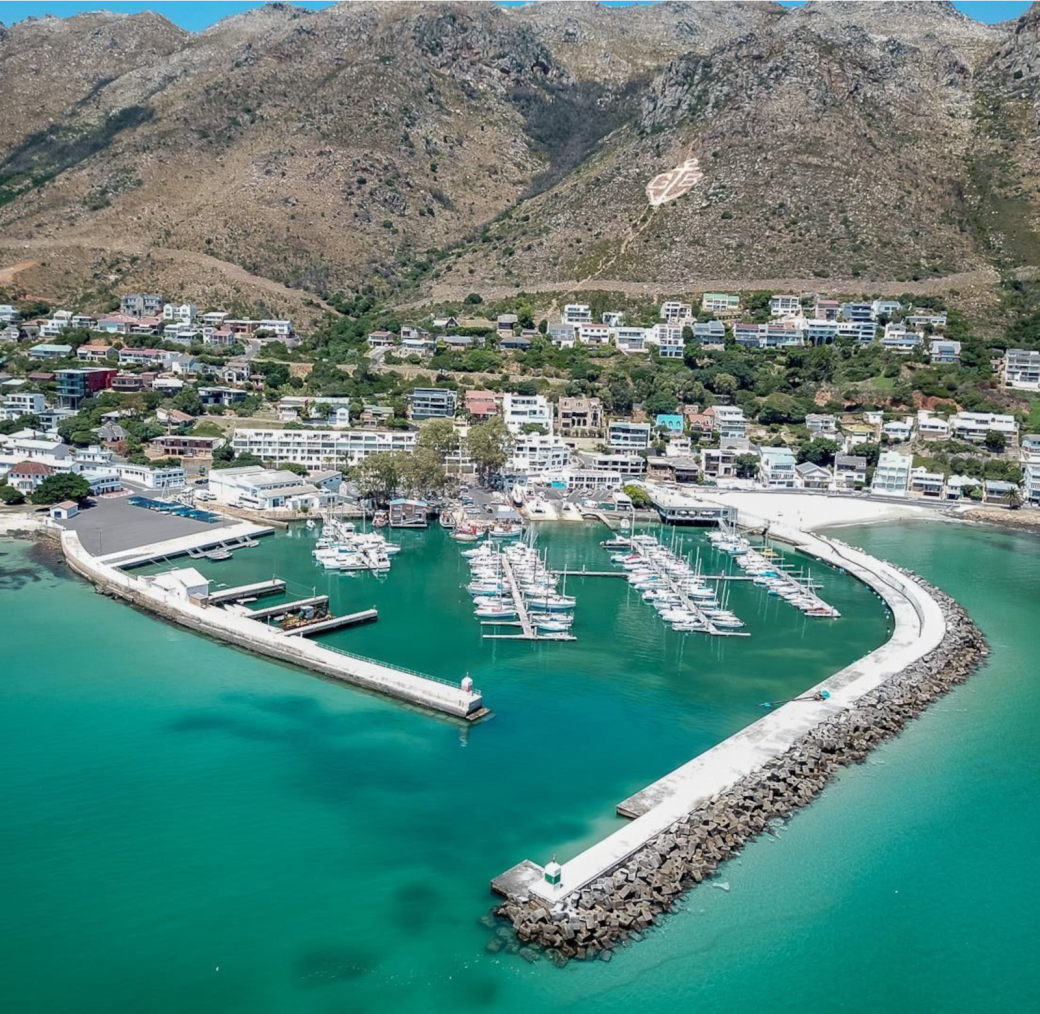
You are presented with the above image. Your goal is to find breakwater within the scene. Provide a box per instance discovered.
[492,550,987,961]
[60,530,486,721]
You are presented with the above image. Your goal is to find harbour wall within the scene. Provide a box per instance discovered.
[491,526,987,962]
[61,531,485,721]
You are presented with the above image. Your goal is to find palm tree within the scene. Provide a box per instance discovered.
[1006,488,1023,511]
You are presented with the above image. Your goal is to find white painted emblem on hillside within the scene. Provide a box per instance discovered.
[646,158,704,207]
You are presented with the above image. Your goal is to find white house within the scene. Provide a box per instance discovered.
[769,295,801,317]
[563,304,592,325]
[507,434,571,475]
[759,446,797,488]
[917,410,950,441]
[949,411,1018,445]
[660,301,693,322]
[882,417,914,442]
[502,394,553,434]
[930,339,961,364]
[1004,348,1040,391]
[701,293,740,314]
[607,421,652,452]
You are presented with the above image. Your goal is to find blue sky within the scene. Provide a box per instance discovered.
[0,0,1032,31]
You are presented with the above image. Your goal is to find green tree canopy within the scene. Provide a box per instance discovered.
[30,473,92,506]
[465,417,514,484]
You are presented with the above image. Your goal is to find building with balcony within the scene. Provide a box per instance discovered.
[607,421,652,452]
[407,387,457,421]
[871,451,912,496]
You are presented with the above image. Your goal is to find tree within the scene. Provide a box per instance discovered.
[1006,488,1023,510]
[400,447,448,496]
[734,453,761,479]
[465,417,514,484]
[172,388,202,416]
[416,417,460,461]
[30,473,92,506]
[984,430,1007,453]
[712,372,738,397]
[0,484,26,505]
[797,437,841,467]
[623,483,652,508]
[282,462,308,476]
[353,452,403,503]
[463,292,483,305]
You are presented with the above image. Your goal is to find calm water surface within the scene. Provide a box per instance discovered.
[1,521,1037,1012]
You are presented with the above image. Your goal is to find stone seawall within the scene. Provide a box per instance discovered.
[492,571,987,963]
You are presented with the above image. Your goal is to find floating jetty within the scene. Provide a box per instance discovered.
[245,595,330,621]
[61,531,485,722]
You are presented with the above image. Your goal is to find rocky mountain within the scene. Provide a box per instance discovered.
[0,1,1038,316]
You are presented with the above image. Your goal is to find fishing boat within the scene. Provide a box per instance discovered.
[439,509,457,530]
[489,521,523,540]
[372,511,388,528]
[452,524,482,543]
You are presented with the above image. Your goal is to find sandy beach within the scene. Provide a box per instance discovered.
[700,490,941,532]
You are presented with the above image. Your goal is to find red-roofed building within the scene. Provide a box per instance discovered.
[464,390,498,419]
[8,459,55,494]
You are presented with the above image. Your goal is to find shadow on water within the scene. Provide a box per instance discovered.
[166,694,430,800]
[294,944,382,988]
[0,548,46,590]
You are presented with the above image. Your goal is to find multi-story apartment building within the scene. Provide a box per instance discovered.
[607,421,652,452]
[55,368,117,409]
[871,451,912,496]
[836,321,878,344]
[1020,434,1040,504]
[840,302,874,323]
[930,340,961,364]
[507,434,571,475]
[871,300,903,318]
[614,326,647,353]
[660,301,693,322]
[692,320,726,344]
[833,454,867,489]
[407,387,457,421]
[230,428,417,468]
[646,323,685,358]
[805,413,838,436]
[801,319,839,345]
[562,303,592,325]
[759,447,797,487]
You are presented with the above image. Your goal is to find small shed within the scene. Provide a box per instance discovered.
[49,500,79,520]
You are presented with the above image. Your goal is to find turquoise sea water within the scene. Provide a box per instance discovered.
[1,521,1037,1012]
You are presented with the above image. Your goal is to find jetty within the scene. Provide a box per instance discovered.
[246,595,329,620]
[61,531,485,722]
[278,608,378,637]
[207,579,286,604]
[500,554,534,638]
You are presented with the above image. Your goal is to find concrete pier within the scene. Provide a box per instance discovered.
[207,579,286,604]
[97,521,274,569]
[494,526,948,904]
[244,595,329,620]
[62,531,485,721]
[279,608,379,636]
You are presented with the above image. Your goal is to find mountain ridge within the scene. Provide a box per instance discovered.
[0,0,1037,318]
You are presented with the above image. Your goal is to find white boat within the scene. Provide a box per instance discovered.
[534,619,571,633]
[531,594,576,612]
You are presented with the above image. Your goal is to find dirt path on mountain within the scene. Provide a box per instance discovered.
[0,259,38,286]
[0,238,334,312]
[404,265,1000,309]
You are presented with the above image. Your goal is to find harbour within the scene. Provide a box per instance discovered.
[3,519,1033,1012]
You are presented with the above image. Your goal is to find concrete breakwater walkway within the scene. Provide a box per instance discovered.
[491,530,987,961]
[61,531,485,722]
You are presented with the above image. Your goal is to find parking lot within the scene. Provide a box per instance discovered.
[55,494,229,556]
